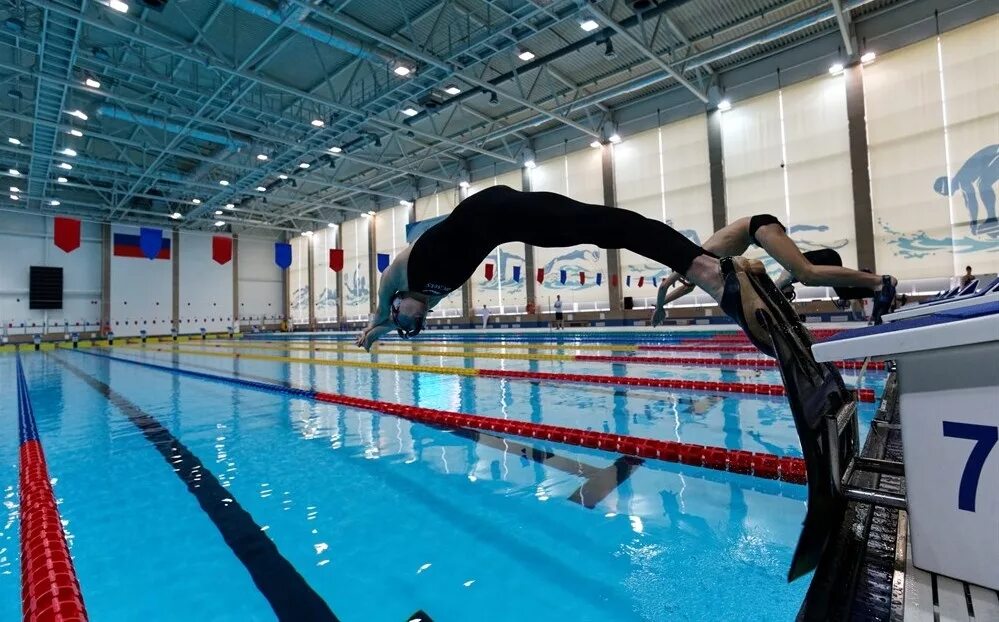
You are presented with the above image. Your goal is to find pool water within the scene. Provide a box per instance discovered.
[0,329,885,621]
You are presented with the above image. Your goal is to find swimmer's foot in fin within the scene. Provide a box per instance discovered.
[871,275,897,325]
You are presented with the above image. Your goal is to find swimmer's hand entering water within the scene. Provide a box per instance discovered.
[355,322,392,351]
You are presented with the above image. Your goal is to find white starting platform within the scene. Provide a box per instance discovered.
[812,300,999,591]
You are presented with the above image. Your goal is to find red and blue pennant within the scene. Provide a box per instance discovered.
[329,248,344,272]
[377,253,390,273]
[559,270,567,285]
[484,263,494,281]
[512,266,521,282]
[274,242,292,269]
[212,236,232,265]
[114,231,170,259]
[53,216,80,253]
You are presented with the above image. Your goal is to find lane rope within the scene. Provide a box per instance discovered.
[15,354,88,622]
[117,344,876,402]
[74,349,808,484]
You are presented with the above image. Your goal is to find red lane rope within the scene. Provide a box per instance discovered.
[313,392,807,484]
[16,355,88,622]
[477,368,876,403]
[574,354,886,372]
[638,344,762,353]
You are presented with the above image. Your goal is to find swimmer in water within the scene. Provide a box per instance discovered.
[651,214,897,325]
[356,186,780,353]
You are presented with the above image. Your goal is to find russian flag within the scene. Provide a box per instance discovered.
[113,233,171,259]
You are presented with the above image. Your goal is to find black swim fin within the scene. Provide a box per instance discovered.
[407,610,434,622]
[757,311,856,582]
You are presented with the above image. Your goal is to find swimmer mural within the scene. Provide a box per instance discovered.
[879,144,999,267]
[343,262,369,310]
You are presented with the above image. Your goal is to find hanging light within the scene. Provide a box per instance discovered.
[214,210,223,216]
[191,198,202,204]
[393,64,413,77]
[108,0,129,13]
[68,129,83,137]
[57,176,68,183]
[609,133,622,144]
[328,146,342,154]
[84,77,101,89]
[67,110,88,121]
[443,85,461,95]
[829,63,845,75]
[170,212,182,220]
[256,153,268,161]
[580,19,599,32]
[299,162,310,169]
[7,137,21,145]
[219,179,230,186]
[61,147,77,157]
[255,186,267,192]
[278,174,288,180]
[311,118,324,127]
[302,230,314,236]
[50,200,61,206]
[717,99,732,112]
[9,168,20,176]
[861,51,877,64]
[458,181,470,188]
[401,106,419,117]
[524,159,536,169]
[590,140,602,149]
[58,162,73,170]
[224,203,235,210]
[214,220,226,227]
[517,48,535,61]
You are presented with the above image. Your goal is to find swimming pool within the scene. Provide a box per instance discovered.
[1,329,885,621]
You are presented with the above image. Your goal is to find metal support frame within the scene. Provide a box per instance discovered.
[281,233,291,330]
[521,165,536,314]
[307,234,316,329]
[171,230,180,332]
[100,223,111,335]
[335,224,344,328]
[368,213,377,315]
[829,0,856,57]
[232,234,239,331]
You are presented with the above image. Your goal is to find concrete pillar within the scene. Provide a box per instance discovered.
[368,212,377,315]
[706,108,727,232]
[232,234,239,332]
[522,166,537,314]
[100,223,111,336]
[281,234,291,329]
[172,230,180,333]
[335,225,344,329]
[458,184,473,324]
[845,64,877,271]
[307,234,316,329]
[602,145,623,313]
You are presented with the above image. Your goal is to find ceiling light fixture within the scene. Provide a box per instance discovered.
[214,210,223,216]
[84,78,101,89]
[302,230,314,236]
[861,51,877,64]
[367,210,376,215]
[401,106,419,117]
[170,212,182,220]
[299,162,310,169]
[399,200,412,207]
[219,179,230,186]
[609,133,622,144]
[278,174,288,180]
[224,203,235,210]
[108,0,129,13]
[191,198,202,204]
[829,62,845,75]
[489,91,499,106]
[57,176,68,183]
[443,85,461,95]
[256,153,268,161]
[9,168,20,176]
[10,194,18,200]
[590,140,602,149]
[61,148,77,157]
[524,159,536,169]
[58,162,73,170]
[68,109,88,120]
[328,146,342,154]
[311,118,324,127]
[458,180,470,189]
[68,129,83,137]
[717,99,732,111]
[393,64,412,77]
[255,186,267,192]
[9,186,19,192]
[580,19,599,32]
[214,220,225,227]
[517,48,535,61]
[7,137,21,145]
[328,222,336,228]
[50,200,60,206]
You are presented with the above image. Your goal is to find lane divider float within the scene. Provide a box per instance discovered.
[75,349,808,484]
[200,340,885,372]
[118,344,876,402]
[15,354,88,622]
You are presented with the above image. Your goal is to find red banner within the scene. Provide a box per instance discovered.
[53,217,80,253]
[638,276,645,288]
[212,236,232,265]
[536,268,544,284]
[579,271,585,284]
[484,263,494,281]
[329,248,344,272]
[611,274,618,288]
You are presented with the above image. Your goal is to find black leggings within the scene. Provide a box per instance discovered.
[407,185,713,296]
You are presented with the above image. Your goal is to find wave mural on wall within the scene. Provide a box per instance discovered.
[881,144,999,261]
[290,286,309,316]
[537,248,603,291]
[343,263,369,307]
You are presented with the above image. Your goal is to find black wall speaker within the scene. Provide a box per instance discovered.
[623,296,634,310]
[29,266,63,310]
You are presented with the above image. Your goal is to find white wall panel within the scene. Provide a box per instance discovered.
[238,235,282,326]
[342,217,370,321]
[0,213,101,336]
[288,235,310,325]
[311,227,338,323]
[179,232,233,334]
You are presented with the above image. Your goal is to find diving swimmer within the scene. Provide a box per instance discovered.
[356,186,780,353]
[651,214,898,325]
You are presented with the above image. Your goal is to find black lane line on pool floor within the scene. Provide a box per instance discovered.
[121,349,644,509]
[50,354,339,622]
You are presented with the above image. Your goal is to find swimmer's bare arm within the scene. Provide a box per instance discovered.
[651,273,694,326]
[356,249,410,349]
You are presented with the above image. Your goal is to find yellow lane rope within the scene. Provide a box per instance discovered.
[232,339,640,353]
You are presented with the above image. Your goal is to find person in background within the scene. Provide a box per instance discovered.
[960,266,974,288]
[553,295,564,330]
[480,304,491,329]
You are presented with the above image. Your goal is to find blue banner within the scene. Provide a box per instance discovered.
[139,227,163,260]
[377,253,390,273]
[559,269,567,285]
[596,273,602,285]
[275,242,292,269]
[626,275,631,287]
[512,266,521,282]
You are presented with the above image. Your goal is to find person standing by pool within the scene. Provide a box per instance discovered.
[960,265,975,288]
[553,295,564,330]
[355,185,781,354]
[480,304,491,329]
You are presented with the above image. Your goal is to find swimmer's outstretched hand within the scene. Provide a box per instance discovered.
[356,321,392,351]
[651,306,666,327]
